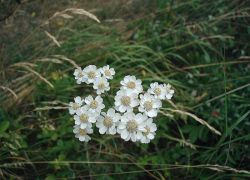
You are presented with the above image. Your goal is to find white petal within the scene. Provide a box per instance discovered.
[69,109,75,115]
[138,125,145,131]
[166,93,173,99]
[136,132,143,140]
[141,138,150,144]
[88,128,93,134]
[131,133,137,142]
[80,123,88,129]
[79,136,86,141]
[138,106,144,113]
[99,126,107,134]
[96,121,102,128]
[107,108,115,115]
[85,96,92,104]
[118,123,126,129]
[85,136,91,142]
[121,130,129,139]
[119,105,126,113]
[75,119,81,125]
[147,133,155,140]
[89,117,96,123]
[147,109,158,117]
[125,134,131,141]
[75,96,82,104]
[109,126,116,135]
[150,124,157,132]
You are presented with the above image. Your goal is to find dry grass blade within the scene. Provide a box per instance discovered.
[34,101,69,111]
[53,55,79,68]
[34,106,68,111]
[11,64,54,88]
[23,67,54,88]
[35,58,63,64]
[44,31,61,47]
[1,161,249,175]
[0,86,18,99]
[163,134,196,149]
[159,110,174,118]
[167,109,221,136]
[64,8,100,23]
[54,13,73,19]
[9,62,37,68]
[50,8,100,23]
[40,100,69,106]
[194,83,250,108]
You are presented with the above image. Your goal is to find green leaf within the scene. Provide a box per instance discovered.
[0,120,10,134]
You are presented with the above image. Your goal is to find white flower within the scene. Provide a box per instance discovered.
[82,65,101,84]
[114,89,139,113]
[138,93,162,117]
[73,124,93,142]
[73,67,85,84]
[100,65,115,79]
[118,112,146,142]
[164,83,175,100]
[93,77,110,94]
[96,108,121,135]
[138,118,157,143]
[69,96,84,115]
[120,75,143,94]
[85,95,105,114]
[74,106,97,128]
[148,82,166,100]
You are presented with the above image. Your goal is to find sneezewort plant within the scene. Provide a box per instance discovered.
[69,65,175,143]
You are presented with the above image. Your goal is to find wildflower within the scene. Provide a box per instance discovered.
[118,112,146,142]
[85,95,105,114]
[164,83,175,100]
[138,118,157,143]
[93,77,110,94]
[115,89,139,113]
[83,65,101,84]
[69,96,84,115]
[73,67,85,84]
[120,75,143,94]
[96,108,121,135]
[74,106,97,128]
[148,82,166,100]
[100,65,115,80]
[138,93,162,117]
[73,124,93,142]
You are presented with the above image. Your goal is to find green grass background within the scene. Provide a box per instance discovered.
[0,0,250,179]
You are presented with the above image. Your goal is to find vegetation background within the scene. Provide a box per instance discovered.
[0,0,250,179]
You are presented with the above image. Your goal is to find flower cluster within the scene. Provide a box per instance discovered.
[73,65,115,94]
[69,65,174,143]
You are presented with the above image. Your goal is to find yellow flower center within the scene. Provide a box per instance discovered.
[98,82,105,89]
[90,100,98,109]
[103,116,113,127]
[144,101,153,111]
[72,103,80,110]
[104,70,111,77]
[126,120,138,133]
[88,71,96,79]
[142,126,150,136]
[127,81,136,89]
[80,114,88,123]
[78,72,83,78]
[121,96,131,106]
[154,88,161,96]
[79,129,87,136]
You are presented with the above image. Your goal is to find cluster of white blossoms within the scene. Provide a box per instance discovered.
[69,65,175,143]
[73,65,115,94]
